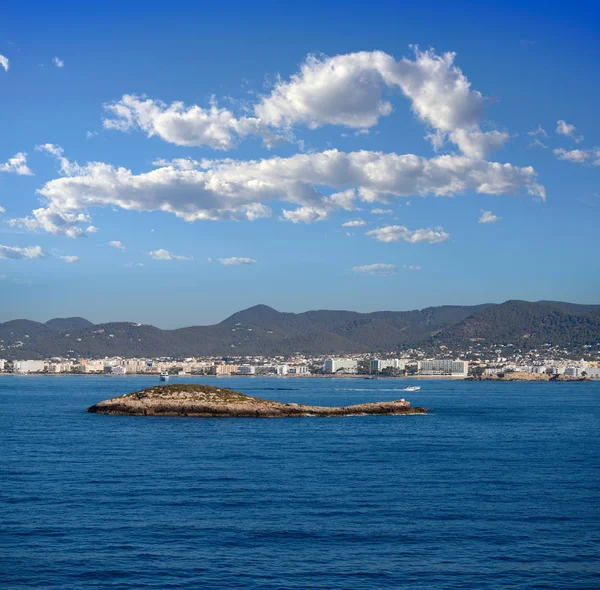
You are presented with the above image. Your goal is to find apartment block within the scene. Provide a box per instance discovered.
[417,359,469,376]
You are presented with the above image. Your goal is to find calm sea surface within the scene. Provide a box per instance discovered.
[1,376,598,589]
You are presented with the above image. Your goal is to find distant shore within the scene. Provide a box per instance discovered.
[0,372,594,381]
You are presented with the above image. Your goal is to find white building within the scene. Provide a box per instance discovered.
[83,360,105,373]
[288,365,310,375]
[417,359,468,376]
[276,364,289,375]
[13,360,46,374]
[565,367,583,377]
[0,359,5,372]
[237,365,256,375]
[370,359,405,373]
[323,358,358,374]
[111,365,127,375]
[585,367,600,379]
[47,363,72,373]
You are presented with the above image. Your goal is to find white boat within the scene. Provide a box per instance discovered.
[403,385,421,392]
[159,372,169,382]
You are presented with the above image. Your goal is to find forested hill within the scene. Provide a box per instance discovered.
[1,301,599,359]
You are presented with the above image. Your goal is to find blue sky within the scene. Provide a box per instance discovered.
[1,0,598,327]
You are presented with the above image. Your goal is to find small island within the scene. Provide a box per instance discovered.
[86,384,426,418]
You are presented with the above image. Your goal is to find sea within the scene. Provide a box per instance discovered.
[1,376,598,589]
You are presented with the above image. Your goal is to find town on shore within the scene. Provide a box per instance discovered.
[2,348,599,380]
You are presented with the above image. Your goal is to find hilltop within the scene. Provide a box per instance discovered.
[1,300,599,359]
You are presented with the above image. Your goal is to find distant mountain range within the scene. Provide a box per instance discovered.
[1,300,599,360]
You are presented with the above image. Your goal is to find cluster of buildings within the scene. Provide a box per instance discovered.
[1,353,598,379]
[2,357,315,376]
[482,364,600,379]
[323,358,469,377]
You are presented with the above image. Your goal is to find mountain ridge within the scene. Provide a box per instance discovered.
[1,300,599,359]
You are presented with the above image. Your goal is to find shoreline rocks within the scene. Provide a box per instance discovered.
[468,371,590,382]
[86,384,427,418]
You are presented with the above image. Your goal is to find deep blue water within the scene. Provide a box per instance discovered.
[1,376,599,589]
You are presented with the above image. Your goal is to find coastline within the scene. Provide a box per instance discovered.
[0,373,594,382]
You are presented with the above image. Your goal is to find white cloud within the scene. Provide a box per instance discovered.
[402,264,421,270]
[528,125,548,138]
[25,148,544,236]
[353,263,397,275]
[218,257,257,265]
[107,240,125,250]
[342,219,366,227]
[0,152,33,176]
[281,206,329,223]
[556,120,583,143]
[553,147,599,165]
[148,249,191,261]
[60,255,79,263]
[0,245,46,259]
[0,205,5,213]
[35,143,74,175]
[0,54,8,72]
[256,47,508,158]
[371,208,393,215]
[478,210,501,223]
[102,48,509,159]
[366,225,450,243]
[103,94,285,150]
[529,138,548,149]
[125,262,144,267]
[53,57,64,68]
[256,51,395,129]
[9,209,97,238]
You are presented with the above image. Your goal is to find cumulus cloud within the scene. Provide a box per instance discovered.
[256,47,508,159]
[9,209,98,238]
[342,219,366,227]
[218,257,257,265]
[7,145,99,237]
[103,94,286,150]
[371,208,393,215]
[281,206,329,223]
[53,57,64,68]
[556,120,583,143]
[107,240,125,250]
[0,205,5,213]
[149,249,191,261]
[101,48,510,159]
[0,245,46,259]
[353,263,397,275]
[0,152,33,175]
[23,147,544,236]
[60,255,79,263]
[366,225,450,243]
[478,210,501,223]
[553,148,600,165]
[0,54,8,72]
